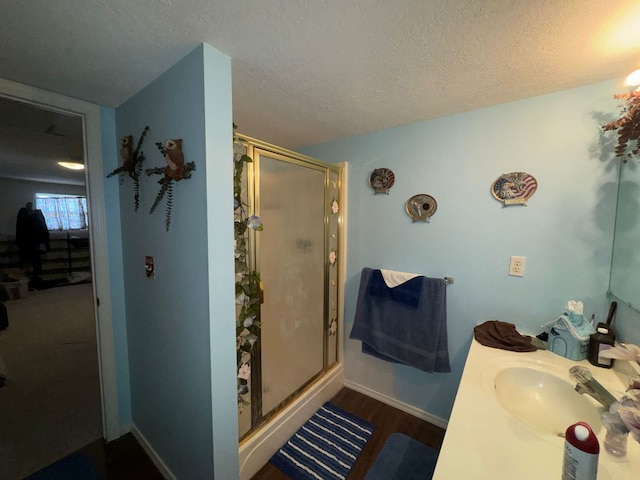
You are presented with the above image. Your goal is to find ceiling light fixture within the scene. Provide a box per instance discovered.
[626,69,640,89]
[58,161,85,170]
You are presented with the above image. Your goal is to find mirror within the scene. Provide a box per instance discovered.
[609,160,640,309]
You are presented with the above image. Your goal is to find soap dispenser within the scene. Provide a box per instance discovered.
[587,327,615,369]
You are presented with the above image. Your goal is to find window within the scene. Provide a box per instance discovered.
[35,193,88,231]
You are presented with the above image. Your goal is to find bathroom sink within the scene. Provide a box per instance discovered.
[492,366,602,436]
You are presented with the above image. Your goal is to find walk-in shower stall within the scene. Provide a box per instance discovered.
[235,136,345,480]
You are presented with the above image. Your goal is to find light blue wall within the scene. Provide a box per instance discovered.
[302,79,626,421]
[100,107,132,426]
[115,44,236,478]
[202,44,239,480]
[612,301,640,346]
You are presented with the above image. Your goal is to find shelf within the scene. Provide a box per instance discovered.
[0,232,91,284]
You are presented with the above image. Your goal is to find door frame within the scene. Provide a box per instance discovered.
[0,78,120,440]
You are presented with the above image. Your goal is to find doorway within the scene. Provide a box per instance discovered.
[0,81,119,477]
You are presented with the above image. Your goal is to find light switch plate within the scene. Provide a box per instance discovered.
[145,256,155,279]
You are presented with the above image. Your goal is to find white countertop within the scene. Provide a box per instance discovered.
[433,339,640,479]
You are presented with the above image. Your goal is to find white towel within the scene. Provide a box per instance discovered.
[380,269,419,288]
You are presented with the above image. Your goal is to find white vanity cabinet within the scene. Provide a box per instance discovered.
[433,339,640,479]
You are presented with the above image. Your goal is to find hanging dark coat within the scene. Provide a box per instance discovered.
[15,207,50,254]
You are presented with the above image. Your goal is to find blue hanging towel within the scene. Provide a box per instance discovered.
[350,268,450,373]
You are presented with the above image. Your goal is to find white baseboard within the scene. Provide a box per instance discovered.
[343,379,448,429]
[130,424,176,480]
[117,423,132,438]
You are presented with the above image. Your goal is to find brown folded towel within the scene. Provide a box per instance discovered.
[473,320,538,352]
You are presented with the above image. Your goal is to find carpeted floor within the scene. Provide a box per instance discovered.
[0,283,102,480]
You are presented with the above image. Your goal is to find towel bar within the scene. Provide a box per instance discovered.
[444,277,454,285]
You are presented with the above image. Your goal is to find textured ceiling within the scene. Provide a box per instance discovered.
[0,96,85,185]
[2,0,640,151]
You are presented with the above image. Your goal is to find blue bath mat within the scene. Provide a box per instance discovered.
[27,453,102,479]
[365,433,439,480]
[269,402,375,480]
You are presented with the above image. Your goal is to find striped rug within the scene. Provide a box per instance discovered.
[269,402,375,480]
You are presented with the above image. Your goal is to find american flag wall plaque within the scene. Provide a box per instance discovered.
[491,172,537,206]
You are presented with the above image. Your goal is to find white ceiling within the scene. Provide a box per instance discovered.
[0,96,85,185]
[1,0,640,165]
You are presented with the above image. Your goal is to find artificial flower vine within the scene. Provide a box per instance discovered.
[602,90,640,163]
[600,344,640,443]
[233,124,263,412]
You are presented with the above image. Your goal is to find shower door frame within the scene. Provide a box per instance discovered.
[239,134,343,438]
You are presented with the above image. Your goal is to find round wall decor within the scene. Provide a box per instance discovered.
[406,194,437,222]
[491,172,537,206]
[369,168,395,194]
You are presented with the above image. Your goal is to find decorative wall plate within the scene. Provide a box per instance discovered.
[369,168,395,194]
[406,194,437,222]
[491,172,538,206]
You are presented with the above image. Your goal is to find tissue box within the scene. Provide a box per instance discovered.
[545,314,592,361]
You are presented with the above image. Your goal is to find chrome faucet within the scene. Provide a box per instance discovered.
[569,366,618,409]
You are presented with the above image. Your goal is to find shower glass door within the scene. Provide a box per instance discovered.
[255,151,326,415]
[236,136,341,440]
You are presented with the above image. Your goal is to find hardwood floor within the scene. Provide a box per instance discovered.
[251,387,446,479]
[30,433,165,480]
[33,387,445,480]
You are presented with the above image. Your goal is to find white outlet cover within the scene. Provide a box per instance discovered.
[509,256,526,277]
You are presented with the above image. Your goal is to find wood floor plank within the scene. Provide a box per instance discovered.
[73,434,164,480]
[46,387,444,480]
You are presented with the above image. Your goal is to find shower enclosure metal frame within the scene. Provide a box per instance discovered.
[237,134,343,441]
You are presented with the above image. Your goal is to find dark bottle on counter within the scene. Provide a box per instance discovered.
[587,327,615,369]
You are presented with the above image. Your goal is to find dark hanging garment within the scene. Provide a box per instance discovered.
[15,207,49,252]
[15,207,49,276]
[0,302,8,330]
